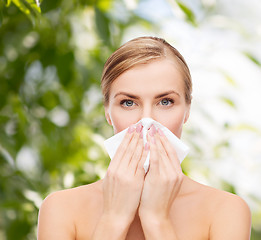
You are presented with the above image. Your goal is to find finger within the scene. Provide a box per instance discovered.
[154,131,174,174]
[135,141,149,178]
[147,127,159,175]
[157,128,182,173]
[128,129,144,172]
[108,125,136,172]
[119,124,142,171]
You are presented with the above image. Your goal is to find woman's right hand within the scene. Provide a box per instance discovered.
[102,123,148,226]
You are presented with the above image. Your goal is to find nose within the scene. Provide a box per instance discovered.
[141,104,154,120]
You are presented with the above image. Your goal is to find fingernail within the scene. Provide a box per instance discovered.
[158,128,164,136]
[145,142,150,151]
[149,125,156,136]
[136,123,142,133]
[128,125,135,133]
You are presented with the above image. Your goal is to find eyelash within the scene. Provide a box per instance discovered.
[120,98,174,108]
[120,99,136,107]
[159,98,174,106]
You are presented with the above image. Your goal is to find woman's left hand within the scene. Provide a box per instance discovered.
[139,125,184,223]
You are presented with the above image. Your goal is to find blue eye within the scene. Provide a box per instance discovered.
[160,98,173,106]
[121,100,134,107]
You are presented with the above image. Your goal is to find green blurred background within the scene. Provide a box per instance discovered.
[0,0,261,239]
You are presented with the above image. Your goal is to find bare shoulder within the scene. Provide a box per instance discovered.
[39,179,102,216]
[199,181,250,219]
[38,180,103,240]
[187,177,251,239]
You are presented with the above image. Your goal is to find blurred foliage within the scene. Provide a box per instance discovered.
[175,0,197,26]
[0,0,154,239]
[0,0,41,24]
[0,0,260,239]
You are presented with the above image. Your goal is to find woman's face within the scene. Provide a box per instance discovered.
[105,58,190,138]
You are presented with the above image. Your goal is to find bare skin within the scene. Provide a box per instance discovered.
[38,59,251,239]
[38,175,251,240]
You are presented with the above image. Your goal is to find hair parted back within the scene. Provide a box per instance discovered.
[101,36,192,105]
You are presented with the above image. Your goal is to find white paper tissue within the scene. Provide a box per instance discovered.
[104,118,189,172]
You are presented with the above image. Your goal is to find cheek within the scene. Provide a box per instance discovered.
[110,110,139,133]
[155,110,187,137]
[159,119,183,137]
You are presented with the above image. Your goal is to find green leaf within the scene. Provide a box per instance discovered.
[220,96,236,108]
[12,0,41,14]
[234,124,261,133]
[12,0,30,15]
[244,51,261,67]
[96,0,112,12]
[26,0,41,13]
[176,0,197,26]
[221,71,237,86]
[0,144,16,168]
[4,0,42,24]
[6,0,12,7]
[9,0,41,26]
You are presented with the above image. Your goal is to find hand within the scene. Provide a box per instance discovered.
[139,125,184,222]
[102,123,149,226]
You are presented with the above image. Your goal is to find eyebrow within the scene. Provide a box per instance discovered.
[113,90,180,99]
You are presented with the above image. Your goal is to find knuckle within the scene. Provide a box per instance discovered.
[177,173,184,182]
[114,172,123,181]
[106,168,118,181]
[171,173,183,184]
[164,173,177,184]
[106,169,120,180]
[106,168,113,177]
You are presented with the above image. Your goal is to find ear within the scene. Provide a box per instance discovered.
[105,107,112,126]
[184,104,191,124]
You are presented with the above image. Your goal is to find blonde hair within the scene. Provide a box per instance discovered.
[101,36,192,105]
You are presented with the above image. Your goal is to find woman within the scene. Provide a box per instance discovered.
[37,36,251,240]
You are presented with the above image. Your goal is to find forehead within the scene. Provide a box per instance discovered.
[110,58,184,96]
